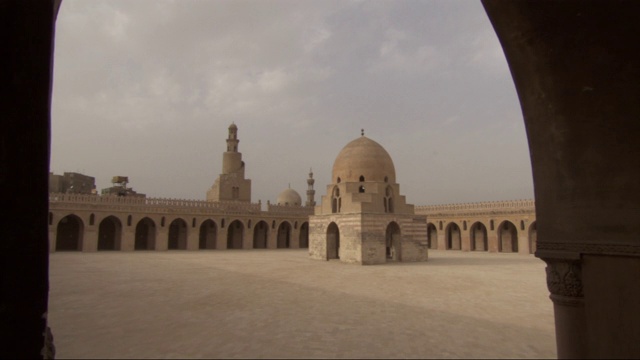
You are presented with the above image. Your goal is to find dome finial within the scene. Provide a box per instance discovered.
[361,128,364,136]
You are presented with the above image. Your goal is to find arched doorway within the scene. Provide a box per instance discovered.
[528,221,537,254]
[445,223,461,250]
[326,222,340,260]
[253,221,268,249]
[135,217,156,250]
[56,214,84,251]
[470,222,488,251]
[427,223,437,249]
[199,219,217,250]
[227,220,244,249]
[385,222,401,262]
[498,221,518,253]
[299,222,309,248]
[277,221,292,248]
[168,218,188,250]
[98,216,122,251]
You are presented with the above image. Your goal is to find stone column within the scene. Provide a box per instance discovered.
[518,234,530,255]
[83,229,98,252]
[218,227,228,250]
[267,228,278,249]
[436,232,445,250]
[121,226,135,251]
[487,233,499,253]
[461,229,471,252]
[291,227,301,249]
[156,228,168,251]
[243,226,252,249]
[186,229,199,251]
[539,253,586,359]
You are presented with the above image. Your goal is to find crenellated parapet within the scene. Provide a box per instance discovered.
[416,199,535,216]
[49,193,262,215]
[267,203,314,216]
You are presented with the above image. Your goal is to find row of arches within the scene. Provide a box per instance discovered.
[53,214,309,252]
[426,220,537,253]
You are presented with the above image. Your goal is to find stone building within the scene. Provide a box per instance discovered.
[309,132,429,264]
[48,171,96,194]
[206,123,251,202]
[48,124,314,253]
[7,2,640,358]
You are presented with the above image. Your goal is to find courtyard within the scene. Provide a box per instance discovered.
[48,250,556,359]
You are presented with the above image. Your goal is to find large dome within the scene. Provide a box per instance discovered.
[332,136,396,183]
[277,188,302,206]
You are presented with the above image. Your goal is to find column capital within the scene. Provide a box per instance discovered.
[539,252,584,306]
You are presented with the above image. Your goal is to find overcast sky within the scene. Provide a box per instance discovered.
[51,0,534,206]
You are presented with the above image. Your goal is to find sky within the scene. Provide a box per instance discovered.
[51,0,534,206]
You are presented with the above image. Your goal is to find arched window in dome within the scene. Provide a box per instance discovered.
[359,175,365,182]
[384,185,393,213]
[331,186,341,213]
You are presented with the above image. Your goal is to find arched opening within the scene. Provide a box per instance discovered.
[326,222,340,260]
[331,186,340,213]
[168,218,188,250]
[427,223,438,249]
[135,217,156,250]
[498,221,518,253]
[470,222,488,251]
[385,186,394,213]
[199,219,217,250]
[445,222,461,250]
[299,222,309,248]
[89,213,94,226]
[528,221,537,254]
[127,215,132,226]
[227,220,244,249]
[277,221,292,248]
[98,216,122,251]
[385,221,401,262]
[253,221,268,249]
[55,214,84,251]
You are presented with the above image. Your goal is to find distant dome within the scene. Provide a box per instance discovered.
[229,123,238,130]
[332,136,396,183]
[277,188,302,206]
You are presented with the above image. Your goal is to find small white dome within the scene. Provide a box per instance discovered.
[277,188,302,206]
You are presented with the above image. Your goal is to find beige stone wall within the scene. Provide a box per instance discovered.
[416,200,537,254]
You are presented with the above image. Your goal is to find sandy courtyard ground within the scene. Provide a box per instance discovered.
[48,250,556,359]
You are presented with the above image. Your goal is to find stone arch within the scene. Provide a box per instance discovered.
[445,222,461,250]
[427,223,438,249]
[227,219,244,249]
[331,186,340,213]
[98,215,122,251]
[470,222,488,251]
[253,221,268,249]
[385,221,401,262]
[135,217,156,250]
[277,221,292,248]
[498,220,518,253]
[326,222,340,260]
[55,214,84,251]
[299,222,309,248]
[199,219,217,250]
[168,218,188,250]
[528,221,537,254]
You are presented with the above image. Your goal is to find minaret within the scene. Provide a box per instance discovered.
[206,123,252,202]
[306,168,316,207]
[222,123,241,174]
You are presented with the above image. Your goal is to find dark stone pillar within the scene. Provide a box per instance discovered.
[0,0,60,358]
[483,1,640,358]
